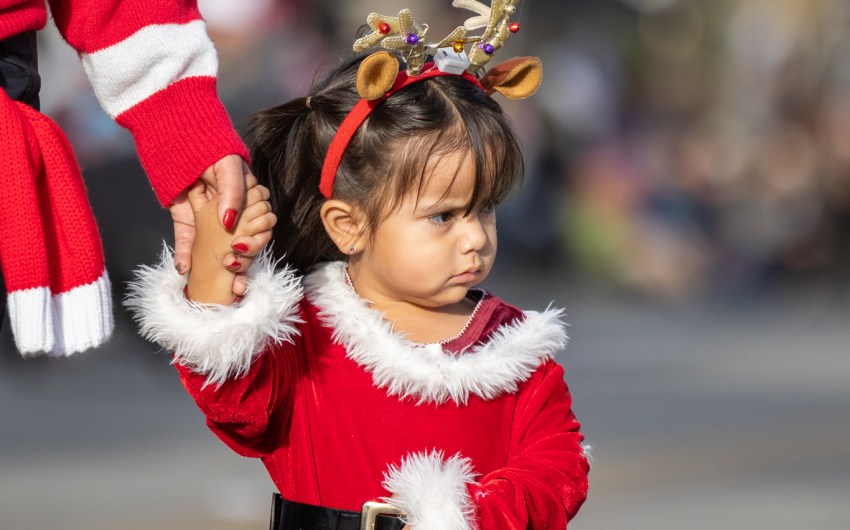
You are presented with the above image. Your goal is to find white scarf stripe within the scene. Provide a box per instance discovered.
[7,270,113,356]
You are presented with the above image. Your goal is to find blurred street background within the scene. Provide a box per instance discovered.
[2,0,849,528]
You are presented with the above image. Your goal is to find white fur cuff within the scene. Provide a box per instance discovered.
[383,450,477,530]
[124,247,302,385]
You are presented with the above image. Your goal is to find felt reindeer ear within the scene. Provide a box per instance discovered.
[480,56,543,99]
[356,51,400,100]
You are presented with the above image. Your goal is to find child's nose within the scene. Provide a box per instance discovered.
[460,215,488,252]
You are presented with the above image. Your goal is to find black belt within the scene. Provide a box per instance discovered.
[270,494,406,530]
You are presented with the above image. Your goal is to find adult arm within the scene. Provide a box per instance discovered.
[46,0,249,207]
[47,0,251,277]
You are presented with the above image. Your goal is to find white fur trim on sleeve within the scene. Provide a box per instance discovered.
[123,247,302,385]
[383,450,477,530]
[582,443,593,467]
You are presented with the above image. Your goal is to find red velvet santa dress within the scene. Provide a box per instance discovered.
[126,253,590,530]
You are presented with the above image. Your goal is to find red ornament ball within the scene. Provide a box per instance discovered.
[509,22,521,33]
[378,22,391,34]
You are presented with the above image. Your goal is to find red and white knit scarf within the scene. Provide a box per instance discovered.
[0,88,112,355]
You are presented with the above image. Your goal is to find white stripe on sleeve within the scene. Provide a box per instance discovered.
[80,20,218,118]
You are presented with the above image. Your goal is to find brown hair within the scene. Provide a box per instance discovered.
[247,52,524,273]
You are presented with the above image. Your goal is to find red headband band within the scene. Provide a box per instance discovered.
[318,64,484,199]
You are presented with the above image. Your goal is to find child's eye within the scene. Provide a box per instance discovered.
[428,212,454,225]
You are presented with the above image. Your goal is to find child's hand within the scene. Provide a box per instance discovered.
[186,175,276,304]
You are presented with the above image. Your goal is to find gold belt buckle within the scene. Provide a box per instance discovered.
[360,501,405,530]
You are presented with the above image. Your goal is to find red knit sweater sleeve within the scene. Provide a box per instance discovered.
[45,0,248,206]
[469,360,590,528]
[0,0,46,38]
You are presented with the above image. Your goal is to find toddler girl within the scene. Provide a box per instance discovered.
[127,36,589,530]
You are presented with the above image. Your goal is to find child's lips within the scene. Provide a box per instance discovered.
[452,268,481,283]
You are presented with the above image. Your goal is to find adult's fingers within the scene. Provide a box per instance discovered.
[230,234,270,259]
[202,154,247,232]
[168,194,196,275]
[224,227,274,273]
[224,231,273,267]
[173,219,195,275]
[221,250,257,274]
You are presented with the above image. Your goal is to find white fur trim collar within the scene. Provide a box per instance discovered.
[124,247,303,386]
[303,262,568,405]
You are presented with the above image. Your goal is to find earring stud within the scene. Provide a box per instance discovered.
[348,246,357,254]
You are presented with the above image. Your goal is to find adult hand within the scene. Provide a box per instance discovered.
[169,154,250,276]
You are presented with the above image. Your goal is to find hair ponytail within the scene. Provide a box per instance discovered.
[247,96,342,273]
[247,56,366,273]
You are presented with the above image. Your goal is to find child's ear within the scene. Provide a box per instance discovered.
[320,199,368,254]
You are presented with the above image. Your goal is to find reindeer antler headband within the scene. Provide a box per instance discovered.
[319,0,543,198]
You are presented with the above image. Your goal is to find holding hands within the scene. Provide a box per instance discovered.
[168,154,252,276]
[185,172,276,305]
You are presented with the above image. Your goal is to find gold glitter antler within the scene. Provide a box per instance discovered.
[353,1,523,76]
[452,0,522,72]
[354,9,429,75]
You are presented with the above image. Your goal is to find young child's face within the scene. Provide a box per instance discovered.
[354,149,497,309]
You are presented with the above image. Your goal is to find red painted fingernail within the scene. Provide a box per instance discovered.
[232,243,249,253]
[222,209,237,231]
[226,261,241,271]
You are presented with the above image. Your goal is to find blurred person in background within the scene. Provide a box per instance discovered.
[0,0,253,356]
[537,0,850,301]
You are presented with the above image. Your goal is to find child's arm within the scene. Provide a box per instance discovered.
[125,173,301,457]
[384,360,589,529]
[474,361,589,527]
[185,176,276,305]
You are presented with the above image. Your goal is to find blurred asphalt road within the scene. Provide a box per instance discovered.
[2,264,848,530]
